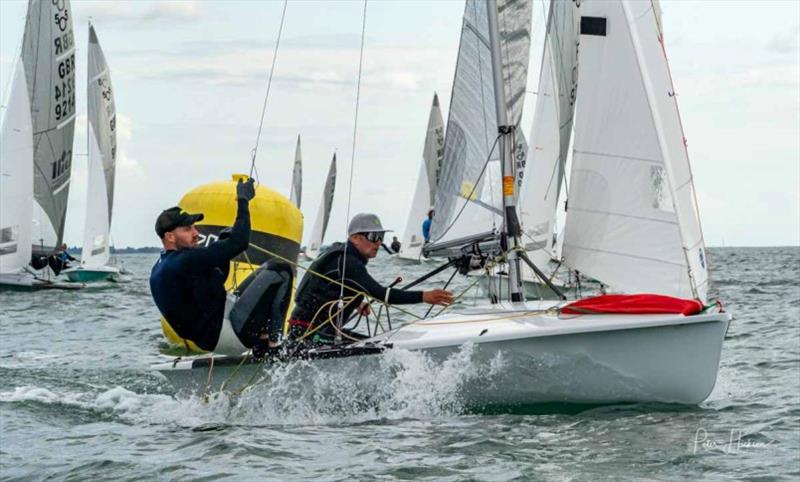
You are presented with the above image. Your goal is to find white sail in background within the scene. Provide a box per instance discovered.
[518,0,580,270]
[0,59,35,274]
[290,135,302,208]
[24,0,77,250]
[429,0,532,247]
[306,153,336,260]
[79,23,117,268]
[398,93,445,261]
[563,0,708,302]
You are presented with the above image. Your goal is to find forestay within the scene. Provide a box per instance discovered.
[0,59,35,274]
[518,0,580,269]
[24,0,77,249]
[398,93,444,261]
[429,0,532,247]
[563,0,708,302]
[306,154,337,259]
[80,24,117,268]
[290,135,302,208]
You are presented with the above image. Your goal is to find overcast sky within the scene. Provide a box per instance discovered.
[1,0,798,248]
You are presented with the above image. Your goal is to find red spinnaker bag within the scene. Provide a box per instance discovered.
[561,294,704,316]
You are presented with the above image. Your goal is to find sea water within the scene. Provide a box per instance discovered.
[0,247,798,480]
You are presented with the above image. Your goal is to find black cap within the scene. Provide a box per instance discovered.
[155,206,204,238]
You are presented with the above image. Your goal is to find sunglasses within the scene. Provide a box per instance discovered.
[360,232,384,243]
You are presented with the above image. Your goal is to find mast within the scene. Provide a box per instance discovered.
[486,0,524,302]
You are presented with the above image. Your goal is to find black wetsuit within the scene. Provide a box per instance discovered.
[289,241,424,343]
[390,241,401,253]
[149,199,250,351]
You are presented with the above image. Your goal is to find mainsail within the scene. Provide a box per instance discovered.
[24,0,77,250]
[79,23,117,268]
[0,58,35,274]
[429,0,532,248]
[290,135,302,208]
[306,153,336,259]
[518,0,580,269]
[398,93,444,261]
[563,0,709,302]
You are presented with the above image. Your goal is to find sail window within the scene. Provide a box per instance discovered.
[650,166,675,213]
[580,17,607,36]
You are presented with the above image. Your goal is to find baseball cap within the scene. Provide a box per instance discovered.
[347,213,392,236]
[155,206,204,238]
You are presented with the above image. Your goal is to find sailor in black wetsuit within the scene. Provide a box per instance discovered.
[149,178,286,355]
[288,213,454,345]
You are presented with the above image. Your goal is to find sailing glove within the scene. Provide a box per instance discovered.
[237,177,256,202]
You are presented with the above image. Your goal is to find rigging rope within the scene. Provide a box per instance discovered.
[337,0,369,337]
[248,0,289,181]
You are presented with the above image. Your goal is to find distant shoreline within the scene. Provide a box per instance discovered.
[66,246,162,254]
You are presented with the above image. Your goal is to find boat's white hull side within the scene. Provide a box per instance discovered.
[153,303,730,406]
[0,271,82,290]
[62,264,120,282]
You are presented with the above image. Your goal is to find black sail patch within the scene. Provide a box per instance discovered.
[581,16,607,36]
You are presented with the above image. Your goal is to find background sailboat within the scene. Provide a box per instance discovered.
[0,0,79,289]
[26,0,77,257]
[397,93,444,262]
[289,134,302,208]
[64,23,120,283]
[304,153,336,260]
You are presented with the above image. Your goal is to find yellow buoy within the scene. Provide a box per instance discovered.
[160,174,303,352]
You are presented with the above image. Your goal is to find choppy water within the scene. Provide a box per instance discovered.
[1,247,798,480]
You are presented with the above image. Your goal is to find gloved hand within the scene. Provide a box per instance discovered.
[237,177,256,201]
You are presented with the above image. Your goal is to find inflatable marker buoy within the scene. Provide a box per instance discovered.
[160,174,303,352]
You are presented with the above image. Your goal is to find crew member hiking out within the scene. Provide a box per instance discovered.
[149,177,289,357]
[288,213,454,346]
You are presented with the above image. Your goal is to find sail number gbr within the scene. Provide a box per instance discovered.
[54,54,75,121]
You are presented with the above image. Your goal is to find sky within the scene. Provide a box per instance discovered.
[1,0,798,248]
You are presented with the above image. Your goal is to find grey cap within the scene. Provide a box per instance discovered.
[348,213,392,236]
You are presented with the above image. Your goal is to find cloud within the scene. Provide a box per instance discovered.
[766,24,800,55]
[77,1,203,25]
[128,43,448,93]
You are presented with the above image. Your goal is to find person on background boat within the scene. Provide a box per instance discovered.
[47,244,77,275]
[149,177,286,357]
[288,213,453,346]
[422,209,434,243]
[390,236,401,253]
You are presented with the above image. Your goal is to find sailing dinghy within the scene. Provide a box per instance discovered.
[154,0,729,406]
[289,135,302,209]
[397,93,445,262]
[64,23,120,283]
[0,0,80,290]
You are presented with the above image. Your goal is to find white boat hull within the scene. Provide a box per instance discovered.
[0,272,83,290]
[62,265,120,283]
[152,301,730,407]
